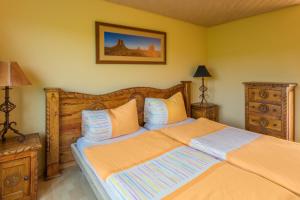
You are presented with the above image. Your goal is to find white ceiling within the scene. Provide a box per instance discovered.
[105,0,300,26]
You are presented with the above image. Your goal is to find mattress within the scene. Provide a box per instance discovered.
[72,127,300,200]
[72,127,148,200]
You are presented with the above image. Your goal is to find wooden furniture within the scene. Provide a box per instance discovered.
[191,103,219,121]
[244,82,297,141]
[0,133,41,200]
[44,81,192,180]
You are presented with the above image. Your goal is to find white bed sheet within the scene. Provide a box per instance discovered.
[74,127,148,199]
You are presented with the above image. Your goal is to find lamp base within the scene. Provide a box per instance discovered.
[0,86,25,143]
[199,77,208,107]
[0,122,25,143]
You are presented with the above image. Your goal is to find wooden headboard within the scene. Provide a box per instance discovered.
[44,81,191,179]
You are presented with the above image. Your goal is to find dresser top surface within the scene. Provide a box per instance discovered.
[0,133,41,156]
[243,82,297,87]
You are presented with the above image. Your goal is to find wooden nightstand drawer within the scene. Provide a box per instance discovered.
[0,157,31,200]
[191,103,218,122]
[0,134,41,200]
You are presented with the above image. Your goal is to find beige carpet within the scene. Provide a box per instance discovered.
[38,166,97,200]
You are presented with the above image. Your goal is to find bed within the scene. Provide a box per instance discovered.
[70,126,300,200]
[44,81,300,199]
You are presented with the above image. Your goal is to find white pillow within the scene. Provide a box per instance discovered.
[82,110,112,142]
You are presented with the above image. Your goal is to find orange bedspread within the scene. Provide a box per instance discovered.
[160,118,300,195]
[84,131,182,179]
[83,129,299,199]
[228,135,300,195]
[166,163,299,200]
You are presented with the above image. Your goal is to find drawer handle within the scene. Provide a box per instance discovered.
[259,118,269,128]
[259,90,269,99]
[258,104,269,113]
[24,176,29,181]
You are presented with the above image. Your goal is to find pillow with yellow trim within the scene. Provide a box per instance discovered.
[144,92,187,125]
[82,99,139,142]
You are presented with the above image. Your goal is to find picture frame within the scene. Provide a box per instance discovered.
[95,22,166,64]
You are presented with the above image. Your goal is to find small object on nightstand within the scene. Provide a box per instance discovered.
[0,133,41,200]
[193,65,211,106]
[0,61,32,142]
[191,103,219,121]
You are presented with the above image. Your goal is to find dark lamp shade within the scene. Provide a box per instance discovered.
[193,65,211,78]
[0,61,31,87]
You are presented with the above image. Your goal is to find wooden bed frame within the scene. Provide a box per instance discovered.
[44,81,192,180]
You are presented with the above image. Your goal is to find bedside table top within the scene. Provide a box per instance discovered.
[0,133,42,156]
[192,103,218,108]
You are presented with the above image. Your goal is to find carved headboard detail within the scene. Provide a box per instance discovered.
[44,81,191,180]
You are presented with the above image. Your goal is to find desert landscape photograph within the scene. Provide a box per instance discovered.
[96,22,166,64]
[104,32,162,58]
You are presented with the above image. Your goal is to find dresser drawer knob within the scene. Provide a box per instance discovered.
[259,118,269,128]
[258,104,269,113]
[24,176,29,181]
[259,90,269,99]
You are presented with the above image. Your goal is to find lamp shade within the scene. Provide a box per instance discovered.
[193,65,211,77]
[0,61,31,87]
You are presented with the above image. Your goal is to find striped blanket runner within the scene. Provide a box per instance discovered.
[106,146,220,200]
[190,127,261,160]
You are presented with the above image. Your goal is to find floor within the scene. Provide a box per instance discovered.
[38,166,97,200]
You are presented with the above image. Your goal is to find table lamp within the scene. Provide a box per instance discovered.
[193,65,211,106]
[0,61,31,142]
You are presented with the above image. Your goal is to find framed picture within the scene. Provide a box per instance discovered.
[95,22,166,64]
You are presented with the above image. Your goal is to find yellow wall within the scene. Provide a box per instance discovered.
[2,0,300,174]
[207,5,300,142]
[0,0,206,172]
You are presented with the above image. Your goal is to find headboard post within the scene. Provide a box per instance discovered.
[45,88,61,180]
[181,81,192,117]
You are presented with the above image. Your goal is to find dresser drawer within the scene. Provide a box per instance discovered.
[0,157,31,200]
[248,88,282,103]
[248,115,282,132]
[248,102,282,117]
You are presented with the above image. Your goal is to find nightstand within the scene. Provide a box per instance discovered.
[191,103,219,121]
[0,133,41,200]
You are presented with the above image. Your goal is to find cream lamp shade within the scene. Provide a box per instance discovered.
[0,61,31,87]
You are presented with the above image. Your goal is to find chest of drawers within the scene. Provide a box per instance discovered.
[244,82,297,141]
